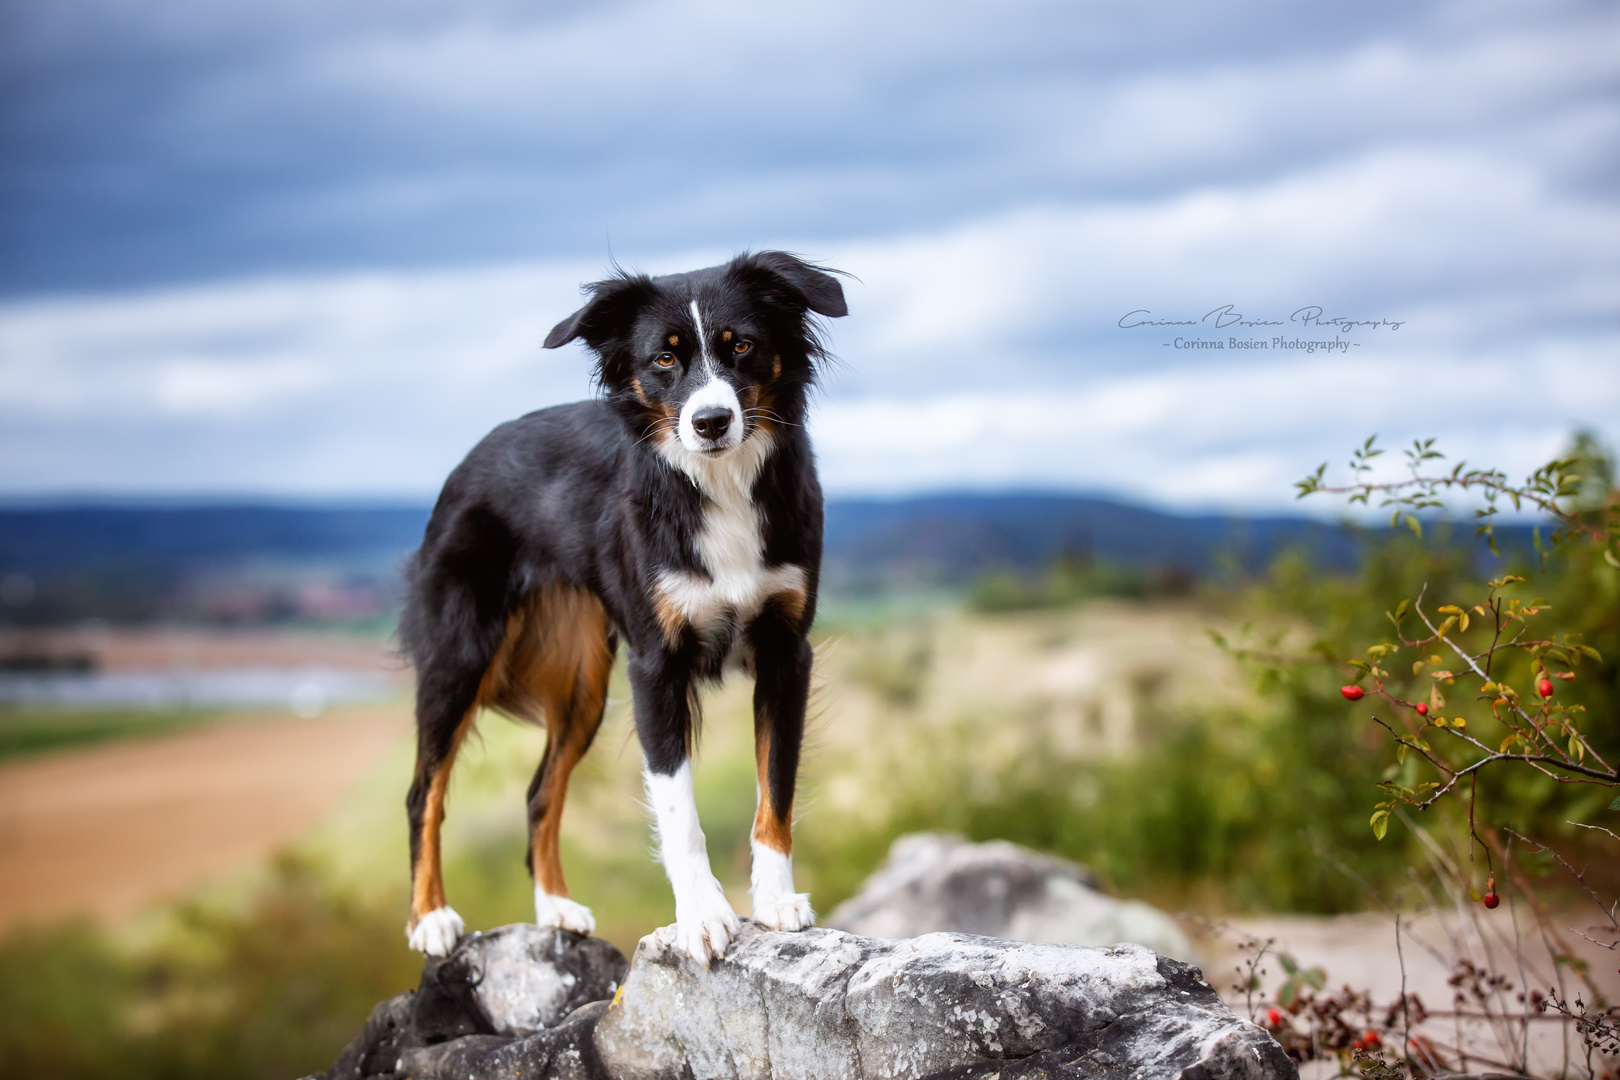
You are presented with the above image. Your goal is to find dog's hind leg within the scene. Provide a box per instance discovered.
[747,604,815,931]
[405,669,482,956]
[520,583,615,936]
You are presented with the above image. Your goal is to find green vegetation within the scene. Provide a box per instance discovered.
[0,706,222,760]
[0,855,420,1080]
[970,554,1192,612]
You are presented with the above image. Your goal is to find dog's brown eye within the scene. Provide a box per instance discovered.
[733,340,752,356]
[653,352,675,368]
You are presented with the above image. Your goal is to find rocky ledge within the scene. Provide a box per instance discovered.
[311,920,1294,1080]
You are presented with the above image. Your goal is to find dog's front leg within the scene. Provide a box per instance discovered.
[747,610,814,932]
[630,651,739,966]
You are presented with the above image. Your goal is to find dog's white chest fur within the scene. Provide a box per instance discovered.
[656,433,805,635]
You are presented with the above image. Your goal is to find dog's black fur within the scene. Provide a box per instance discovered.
[397,251,845,950]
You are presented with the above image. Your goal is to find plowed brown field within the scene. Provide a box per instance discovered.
[0,706,409,930]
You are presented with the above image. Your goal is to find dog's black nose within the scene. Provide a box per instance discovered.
[691,407,732,441]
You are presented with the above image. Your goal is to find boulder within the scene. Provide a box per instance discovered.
[310,925,627,1080]
[314,921,1292,1080]
[595,922,1292,1080]
[827,833,1195,961]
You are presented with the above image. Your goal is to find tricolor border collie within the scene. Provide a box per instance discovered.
[399,251,846,965]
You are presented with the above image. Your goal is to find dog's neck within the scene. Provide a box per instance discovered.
[655,428,776,503]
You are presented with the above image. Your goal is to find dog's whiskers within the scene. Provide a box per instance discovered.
[635,417,679,447]
[745,408,800,430]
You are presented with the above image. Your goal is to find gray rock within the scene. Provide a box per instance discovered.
[432,923,628,1035]
[397,1000,609,1080]
[316,991,418,1080]
[593,921,1294,1080]
[827,833,1195,961]
[310,928,628,1080]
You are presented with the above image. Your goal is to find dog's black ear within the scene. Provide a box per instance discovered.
[544,274,654,350]
[741,252,849,318]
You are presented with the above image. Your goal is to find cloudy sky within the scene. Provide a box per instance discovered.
[2,0,1616,509]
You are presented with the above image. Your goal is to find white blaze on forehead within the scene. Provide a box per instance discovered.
[689,300,715,370]
[678,296,742,453]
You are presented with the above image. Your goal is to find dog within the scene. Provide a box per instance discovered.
[398,251,846,965]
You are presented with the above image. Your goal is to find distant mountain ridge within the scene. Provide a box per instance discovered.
[0,495,1530,625]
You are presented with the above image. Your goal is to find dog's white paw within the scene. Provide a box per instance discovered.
[534,888,596,936]
[752,891,814,932]
[674,881,741,967]
[407,906,464,957]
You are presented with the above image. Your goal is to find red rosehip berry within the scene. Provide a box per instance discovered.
[1266,1007,1283,1027]
[1341,685,1365,701]
[1363,1030,1381,1049]
[1538,678,1554,698]
[1414,702,1428,716]
[1483,891,1500,909]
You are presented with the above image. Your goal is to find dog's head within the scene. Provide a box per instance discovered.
[544,252,846,457]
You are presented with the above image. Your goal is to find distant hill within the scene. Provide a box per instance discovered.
[0,496,1530,626]
[821,494,1363,589]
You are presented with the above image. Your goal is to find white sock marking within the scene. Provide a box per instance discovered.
[646,762,739,965]
[407,906,464,956]
[534,886,596,936]
[749,840,814,932]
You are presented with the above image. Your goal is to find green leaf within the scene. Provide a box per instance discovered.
[1405,513,1422,538]
[1370,810,1390,840]
[1610,795,1620,811]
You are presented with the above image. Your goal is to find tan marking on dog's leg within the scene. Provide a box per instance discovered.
[408,602,533,945]
[408,707,475,931]
[751,723,792,856]
[750,708,812,930]
[650,580,687,647]
[768,584,807,629]
[522,584,613,932]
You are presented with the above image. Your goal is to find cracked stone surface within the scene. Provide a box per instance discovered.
[310,912,1290,1080]
[593,922,1294,1080]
